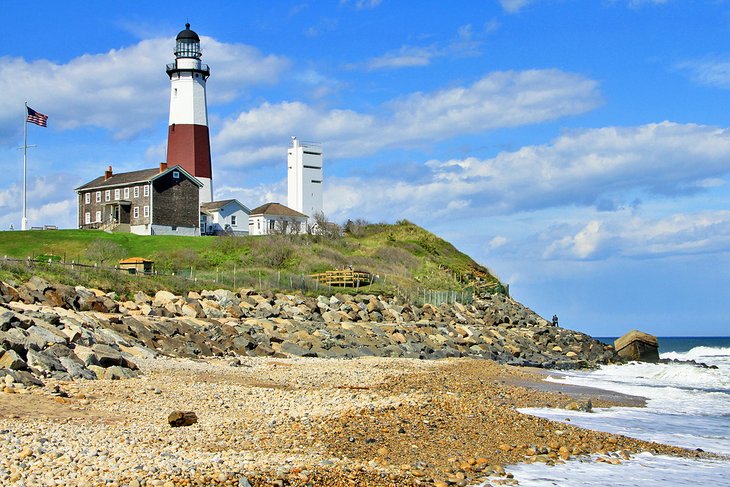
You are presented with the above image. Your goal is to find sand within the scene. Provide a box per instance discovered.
[0,356,711,486]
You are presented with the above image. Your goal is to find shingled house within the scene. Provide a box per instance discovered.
[75,163,203,236]
[248,202,308,236]
[200,199,250,236]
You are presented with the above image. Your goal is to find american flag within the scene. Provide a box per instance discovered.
[26,106,48,127]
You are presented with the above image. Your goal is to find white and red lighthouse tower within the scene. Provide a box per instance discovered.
[166,23,213,203]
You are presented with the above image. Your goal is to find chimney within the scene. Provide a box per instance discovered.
[159,162,168,173]
[104,165,113,181]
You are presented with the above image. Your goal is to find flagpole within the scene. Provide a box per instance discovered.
[22,102,28,231]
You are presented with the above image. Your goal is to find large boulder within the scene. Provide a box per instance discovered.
[0,350,27,370]
[614,330,659,362]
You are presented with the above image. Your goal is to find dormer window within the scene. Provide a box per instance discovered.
[173,171,180,179]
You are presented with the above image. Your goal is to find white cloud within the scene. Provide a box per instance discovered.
[213,69,601,168]
[365,45,438,70]
[0,37,289,142]
[678,57,730,90]
[340,0,382,9]
[499,0,534,13]
[628,0,669,7]
[306,121,730,237]
[541,210,730,260]
[0,173,80,230]
[361,24,482,70]
[488,236,509,249]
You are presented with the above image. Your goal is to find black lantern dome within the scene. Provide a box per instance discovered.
[175,23,201,58]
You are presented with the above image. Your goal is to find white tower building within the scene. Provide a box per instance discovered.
[166,23,213,203]
[287,137,323,230]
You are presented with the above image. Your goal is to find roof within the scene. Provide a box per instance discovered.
[249,202,308,218]
[75,168,161,191]
[119,257,154,264]
[200,199,250,213]
[76,165,202,191]
[176,23,200,42]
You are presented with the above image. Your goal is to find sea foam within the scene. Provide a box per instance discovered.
[507,344,730,486]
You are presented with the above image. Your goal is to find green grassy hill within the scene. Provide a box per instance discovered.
[0,220,504,299]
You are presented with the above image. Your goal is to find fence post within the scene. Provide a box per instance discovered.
[233,265,237,288]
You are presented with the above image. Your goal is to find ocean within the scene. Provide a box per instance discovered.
[491,337,730,486]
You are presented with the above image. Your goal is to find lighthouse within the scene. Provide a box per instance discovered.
[165,23,213,203]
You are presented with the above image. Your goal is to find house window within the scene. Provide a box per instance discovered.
[231,215,237,226]
[85,212,91,224]
[269,220,275,231]
[172,171,180,179]
[105,190,111,202]
[114,188,120,200]
[96,191,101,203]
[133,207,139,218]
[144,185,149,197]
[95,211,101,222]
[84,193,90,204]
[124,187,129,199]
[143,206,149,217]
[133,186,140,198]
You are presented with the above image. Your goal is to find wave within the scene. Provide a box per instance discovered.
[577,361,730,391]
[661,346,730,364]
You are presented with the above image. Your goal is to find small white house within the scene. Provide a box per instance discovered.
[200,199,250,236]
[248,202,308,236]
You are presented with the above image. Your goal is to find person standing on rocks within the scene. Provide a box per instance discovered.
[552,315,559,327]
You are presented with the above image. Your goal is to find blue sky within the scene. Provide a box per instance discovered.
[2,0,730,337]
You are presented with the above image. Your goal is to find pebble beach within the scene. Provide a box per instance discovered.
[0,355,710,487]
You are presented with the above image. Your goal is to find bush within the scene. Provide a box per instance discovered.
[151,248,201,273]
[85,239,125,266]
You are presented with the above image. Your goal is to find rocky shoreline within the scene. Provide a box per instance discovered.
[2,276,712,486]
[1,277,617,388]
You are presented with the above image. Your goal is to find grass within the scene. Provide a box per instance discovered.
[0,222,503,297]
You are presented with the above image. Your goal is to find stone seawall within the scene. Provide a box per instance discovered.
[0,277,618,386]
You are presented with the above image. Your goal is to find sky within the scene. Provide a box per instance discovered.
[1,0,730,337]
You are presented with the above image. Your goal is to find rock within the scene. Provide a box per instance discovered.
[102,365,139,380]
[59,357,97,380]
[168,410,198,427]
[26,276,51,294]
[614,330,659,362]
[0,310,20,331]
[1,369,44,387]
[153,290,178,306]
[90,343,124,367]
[26,349,66,375]
[25,325,68,350]
[0,350,27,370]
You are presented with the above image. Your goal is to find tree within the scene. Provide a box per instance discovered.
[85,239,125,266]
[313,211,341,240]
[270,217,302,237]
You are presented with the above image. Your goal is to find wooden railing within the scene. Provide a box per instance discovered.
[309,269,372,287]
